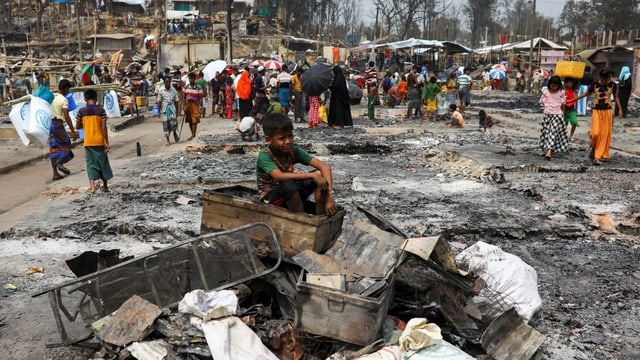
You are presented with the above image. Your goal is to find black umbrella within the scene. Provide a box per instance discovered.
[301,64,333,96]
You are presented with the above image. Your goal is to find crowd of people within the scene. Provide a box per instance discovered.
[4,50,632,200]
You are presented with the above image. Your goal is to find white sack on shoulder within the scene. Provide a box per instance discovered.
[24,96,52,147]
[455,241,542,321]
[9,102,31,146]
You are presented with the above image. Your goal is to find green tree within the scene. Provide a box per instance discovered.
[558,0,591,37]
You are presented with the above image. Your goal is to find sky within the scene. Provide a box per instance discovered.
[365,0,567,21]
[432,0,567,19]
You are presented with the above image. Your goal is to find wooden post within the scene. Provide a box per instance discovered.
[75,0,82,61]
[226,0,232,63]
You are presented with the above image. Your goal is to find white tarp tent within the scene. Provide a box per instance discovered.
[113,0,146,11]
[475,37,568,54]
[386,38,444,49]
[166,10,200,20]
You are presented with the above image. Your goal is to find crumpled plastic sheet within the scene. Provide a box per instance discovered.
[178,289,238,321]
[126,340,169,360]
[179,289,278,360]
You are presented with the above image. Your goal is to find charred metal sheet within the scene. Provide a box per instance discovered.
[33,222,281,344]
[481,308,545,360]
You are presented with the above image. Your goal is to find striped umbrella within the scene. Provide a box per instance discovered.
[492,63,509,72]
[489,68,506,80]
[263,60,282,71]
[250,59,265,67]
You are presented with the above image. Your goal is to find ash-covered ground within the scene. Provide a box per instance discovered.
[1,91,639,359]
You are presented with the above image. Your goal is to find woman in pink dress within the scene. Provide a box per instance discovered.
[308,95,321,128]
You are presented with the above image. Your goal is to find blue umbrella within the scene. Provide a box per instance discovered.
[489,68,506,80]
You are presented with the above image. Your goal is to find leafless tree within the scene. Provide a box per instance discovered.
[339,0,361,42]
[464,0,496,46]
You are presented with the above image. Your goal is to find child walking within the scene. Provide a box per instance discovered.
[75,89,113,195]
[367,81,377,120]
[563,78,579,141]
[436,82,448,121]
[539,76,569,160]
[571,69,622,165]
[422,76,440,121]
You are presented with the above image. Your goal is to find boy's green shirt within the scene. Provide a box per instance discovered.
[423,83,440,100]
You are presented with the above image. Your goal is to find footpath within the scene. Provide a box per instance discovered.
[0,108,239,175]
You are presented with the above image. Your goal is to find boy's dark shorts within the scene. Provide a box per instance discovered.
[264,179,317,207]
[459,88,471,105]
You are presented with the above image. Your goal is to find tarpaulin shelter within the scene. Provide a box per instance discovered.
[475,37,568,70]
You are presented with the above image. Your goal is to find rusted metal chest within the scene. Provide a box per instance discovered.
[201,185,346,259]
[295,271,395,346]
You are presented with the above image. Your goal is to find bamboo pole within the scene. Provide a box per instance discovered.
[2,95,32,107]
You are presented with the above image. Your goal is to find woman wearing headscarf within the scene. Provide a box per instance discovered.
[618,66,632,118]
[328,65,353,129]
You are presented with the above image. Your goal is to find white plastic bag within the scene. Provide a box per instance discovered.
[9,102,31,146]
[455,241,542,321]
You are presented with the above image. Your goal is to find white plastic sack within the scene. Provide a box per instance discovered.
[355,346,401,360]
[455,241,542,321]
[24,96,52,147]
[69,91,87,122]
[9,102,31,146]
[399,318,443,352]
[356,342,474,360]
[178,289,238,321]
[103,90,121,118]
[404,341,475,360]
[201,317,278,360]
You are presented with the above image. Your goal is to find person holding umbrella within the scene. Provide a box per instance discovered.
[328,65,353,129]
[301,64,333,128]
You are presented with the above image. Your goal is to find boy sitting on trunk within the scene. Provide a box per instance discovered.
[256,113,337,215]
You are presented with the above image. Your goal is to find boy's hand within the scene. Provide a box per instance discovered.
[311,171,328,190]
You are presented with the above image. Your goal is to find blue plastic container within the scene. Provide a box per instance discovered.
[152,104,159,117]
